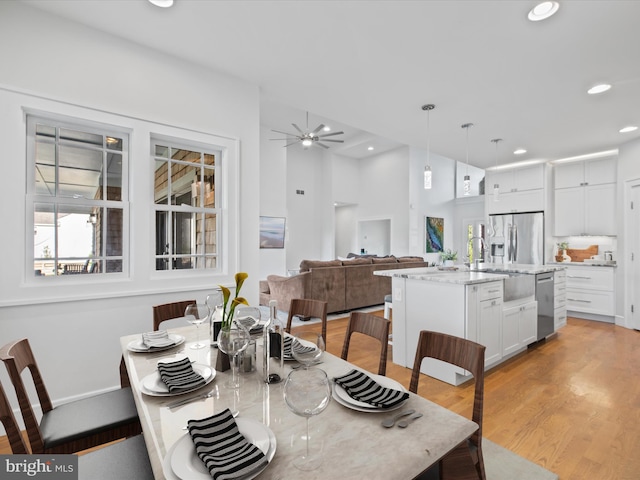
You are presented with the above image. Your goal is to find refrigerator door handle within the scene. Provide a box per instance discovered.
[512,224,518,262]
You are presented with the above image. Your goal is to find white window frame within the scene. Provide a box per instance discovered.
[151,134,224,273]
[25,111,131,281]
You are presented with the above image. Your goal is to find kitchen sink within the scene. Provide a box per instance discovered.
[501,273,535,302]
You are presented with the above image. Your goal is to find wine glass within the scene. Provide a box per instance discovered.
[234,306,261,335]
[291,331,325,368]
[283,368,332,471]
[184,303,208,350]
[217,320,250,389]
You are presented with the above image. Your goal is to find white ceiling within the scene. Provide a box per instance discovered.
[24,0,640,167]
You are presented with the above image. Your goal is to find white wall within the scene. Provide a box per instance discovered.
[0,2,260,425]
[335,205,358,257]
[259,125,287,278]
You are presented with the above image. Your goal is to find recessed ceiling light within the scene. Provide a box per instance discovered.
[323,126,331,132]
[514,149,527,155]
[528,1,560,21]
[148,0,174,7]
[367,146,374,151]
[620,126,638,133]
[587,84,612,95]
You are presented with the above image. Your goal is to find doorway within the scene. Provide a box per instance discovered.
[357,219,391,256]
[628,181,640,330]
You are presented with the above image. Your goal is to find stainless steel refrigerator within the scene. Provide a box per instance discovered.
[488,212,544,264]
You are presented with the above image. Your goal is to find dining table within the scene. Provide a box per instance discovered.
[120,324,479,479]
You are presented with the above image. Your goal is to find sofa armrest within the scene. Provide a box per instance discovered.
[266,271,311,312]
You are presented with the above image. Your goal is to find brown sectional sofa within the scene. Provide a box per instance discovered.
[260,256,427,313]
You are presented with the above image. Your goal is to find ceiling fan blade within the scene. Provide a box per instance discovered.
[284,139,302,147]
[272,129,299,137]
[292,123,304,134]
[311,124,325,135]
[315,142,330,149]
[317,131,344,138]
[321,139,344,143]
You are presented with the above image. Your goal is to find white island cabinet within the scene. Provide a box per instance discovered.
[379,268,507,386]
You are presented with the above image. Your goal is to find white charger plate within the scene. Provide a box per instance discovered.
[140,363,215,397]
[127,334,185,353]
[333,372,408,413]
[165,418,276,480]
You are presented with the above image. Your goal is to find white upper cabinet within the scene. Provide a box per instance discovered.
[490,164,545,192]
[553,157,617,236]
[554,157,616,189]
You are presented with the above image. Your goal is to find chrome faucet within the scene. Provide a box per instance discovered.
[468,236,488,270]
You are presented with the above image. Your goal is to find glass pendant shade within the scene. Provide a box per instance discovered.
[463,175,471,196]
[424,166,432,189]
[493,184,500,202]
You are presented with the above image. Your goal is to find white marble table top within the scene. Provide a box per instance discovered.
[121,326,478,479]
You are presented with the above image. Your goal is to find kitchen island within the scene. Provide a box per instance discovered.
[375,264,565,386]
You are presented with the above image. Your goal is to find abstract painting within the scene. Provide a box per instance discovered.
[425,216,444,253]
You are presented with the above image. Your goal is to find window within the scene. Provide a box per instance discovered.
[152,137,220,271]
[27,114,129,277]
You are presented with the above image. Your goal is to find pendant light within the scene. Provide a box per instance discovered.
[491,138,502,202]
[422,104,435,189]
[461,123,473,196]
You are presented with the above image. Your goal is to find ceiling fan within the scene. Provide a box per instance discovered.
[271,112,345,149]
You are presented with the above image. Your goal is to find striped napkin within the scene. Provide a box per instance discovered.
[157,358,206,393]
[141,330,175,348]
[187,409,268,480]
[334,369,409,409]
[283,336,317,361]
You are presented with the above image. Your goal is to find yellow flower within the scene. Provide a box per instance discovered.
[219,272,249,329]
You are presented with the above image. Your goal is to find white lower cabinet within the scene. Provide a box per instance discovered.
[565,266,615,319]
[502,300,537,357]
[479,295,503,367]
[554,270,567,329]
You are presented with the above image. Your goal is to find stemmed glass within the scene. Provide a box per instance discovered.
[291,331,325,368]
[184,303,208,350]
[216,319,250,389]
[234,306,262,335]
[283,368,332,471]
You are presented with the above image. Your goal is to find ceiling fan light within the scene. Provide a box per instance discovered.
[528,1,559,21]
[302,138,313,147]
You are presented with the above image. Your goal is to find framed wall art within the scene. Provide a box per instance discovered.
[259,216,286,248]
[425,216,444,253]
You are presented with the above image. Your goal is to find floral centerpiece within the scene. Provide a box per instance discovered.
[219,272,249,330]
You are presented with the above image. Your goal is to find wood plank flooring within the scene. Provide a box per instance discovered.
[2,313,639,479]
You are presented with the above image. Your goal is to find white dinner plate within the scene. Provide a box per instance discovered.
[127,334,185,353]
[140,363,215,396]
[333,371,408,413]
[166,418,276,480]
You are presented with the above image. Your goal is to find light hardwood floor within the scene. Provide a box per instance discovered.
[2,313,639,479]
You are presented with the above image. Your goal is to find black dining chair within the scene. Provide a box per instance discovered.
[0,338,142,454]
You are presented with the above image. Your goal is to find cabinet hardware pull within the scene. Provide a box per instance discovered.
[568,298,591,303]
[567,276,591,279]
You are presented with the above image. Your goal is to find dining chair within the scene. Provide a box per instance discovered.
[340,311,390,375]
[0,381,28,454]
[0,338,142,454]
[2,379,153,478]
[153,299,197,331]
[410,331,486,480]
[285,298,328,345]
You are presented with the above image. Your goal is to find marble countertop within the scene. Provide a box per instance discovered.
[547,261,617,268]
[375,262,568,284]
[375,267,508,285]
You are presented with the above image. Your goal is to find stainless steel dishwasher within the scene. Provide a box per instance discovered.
[536,272,555,340]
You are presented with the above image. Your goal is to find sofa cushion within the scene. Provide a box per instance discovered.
[300,259,343,272]
[397,256,425,263]
[372,256,398,264]
[341,258,373,265]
